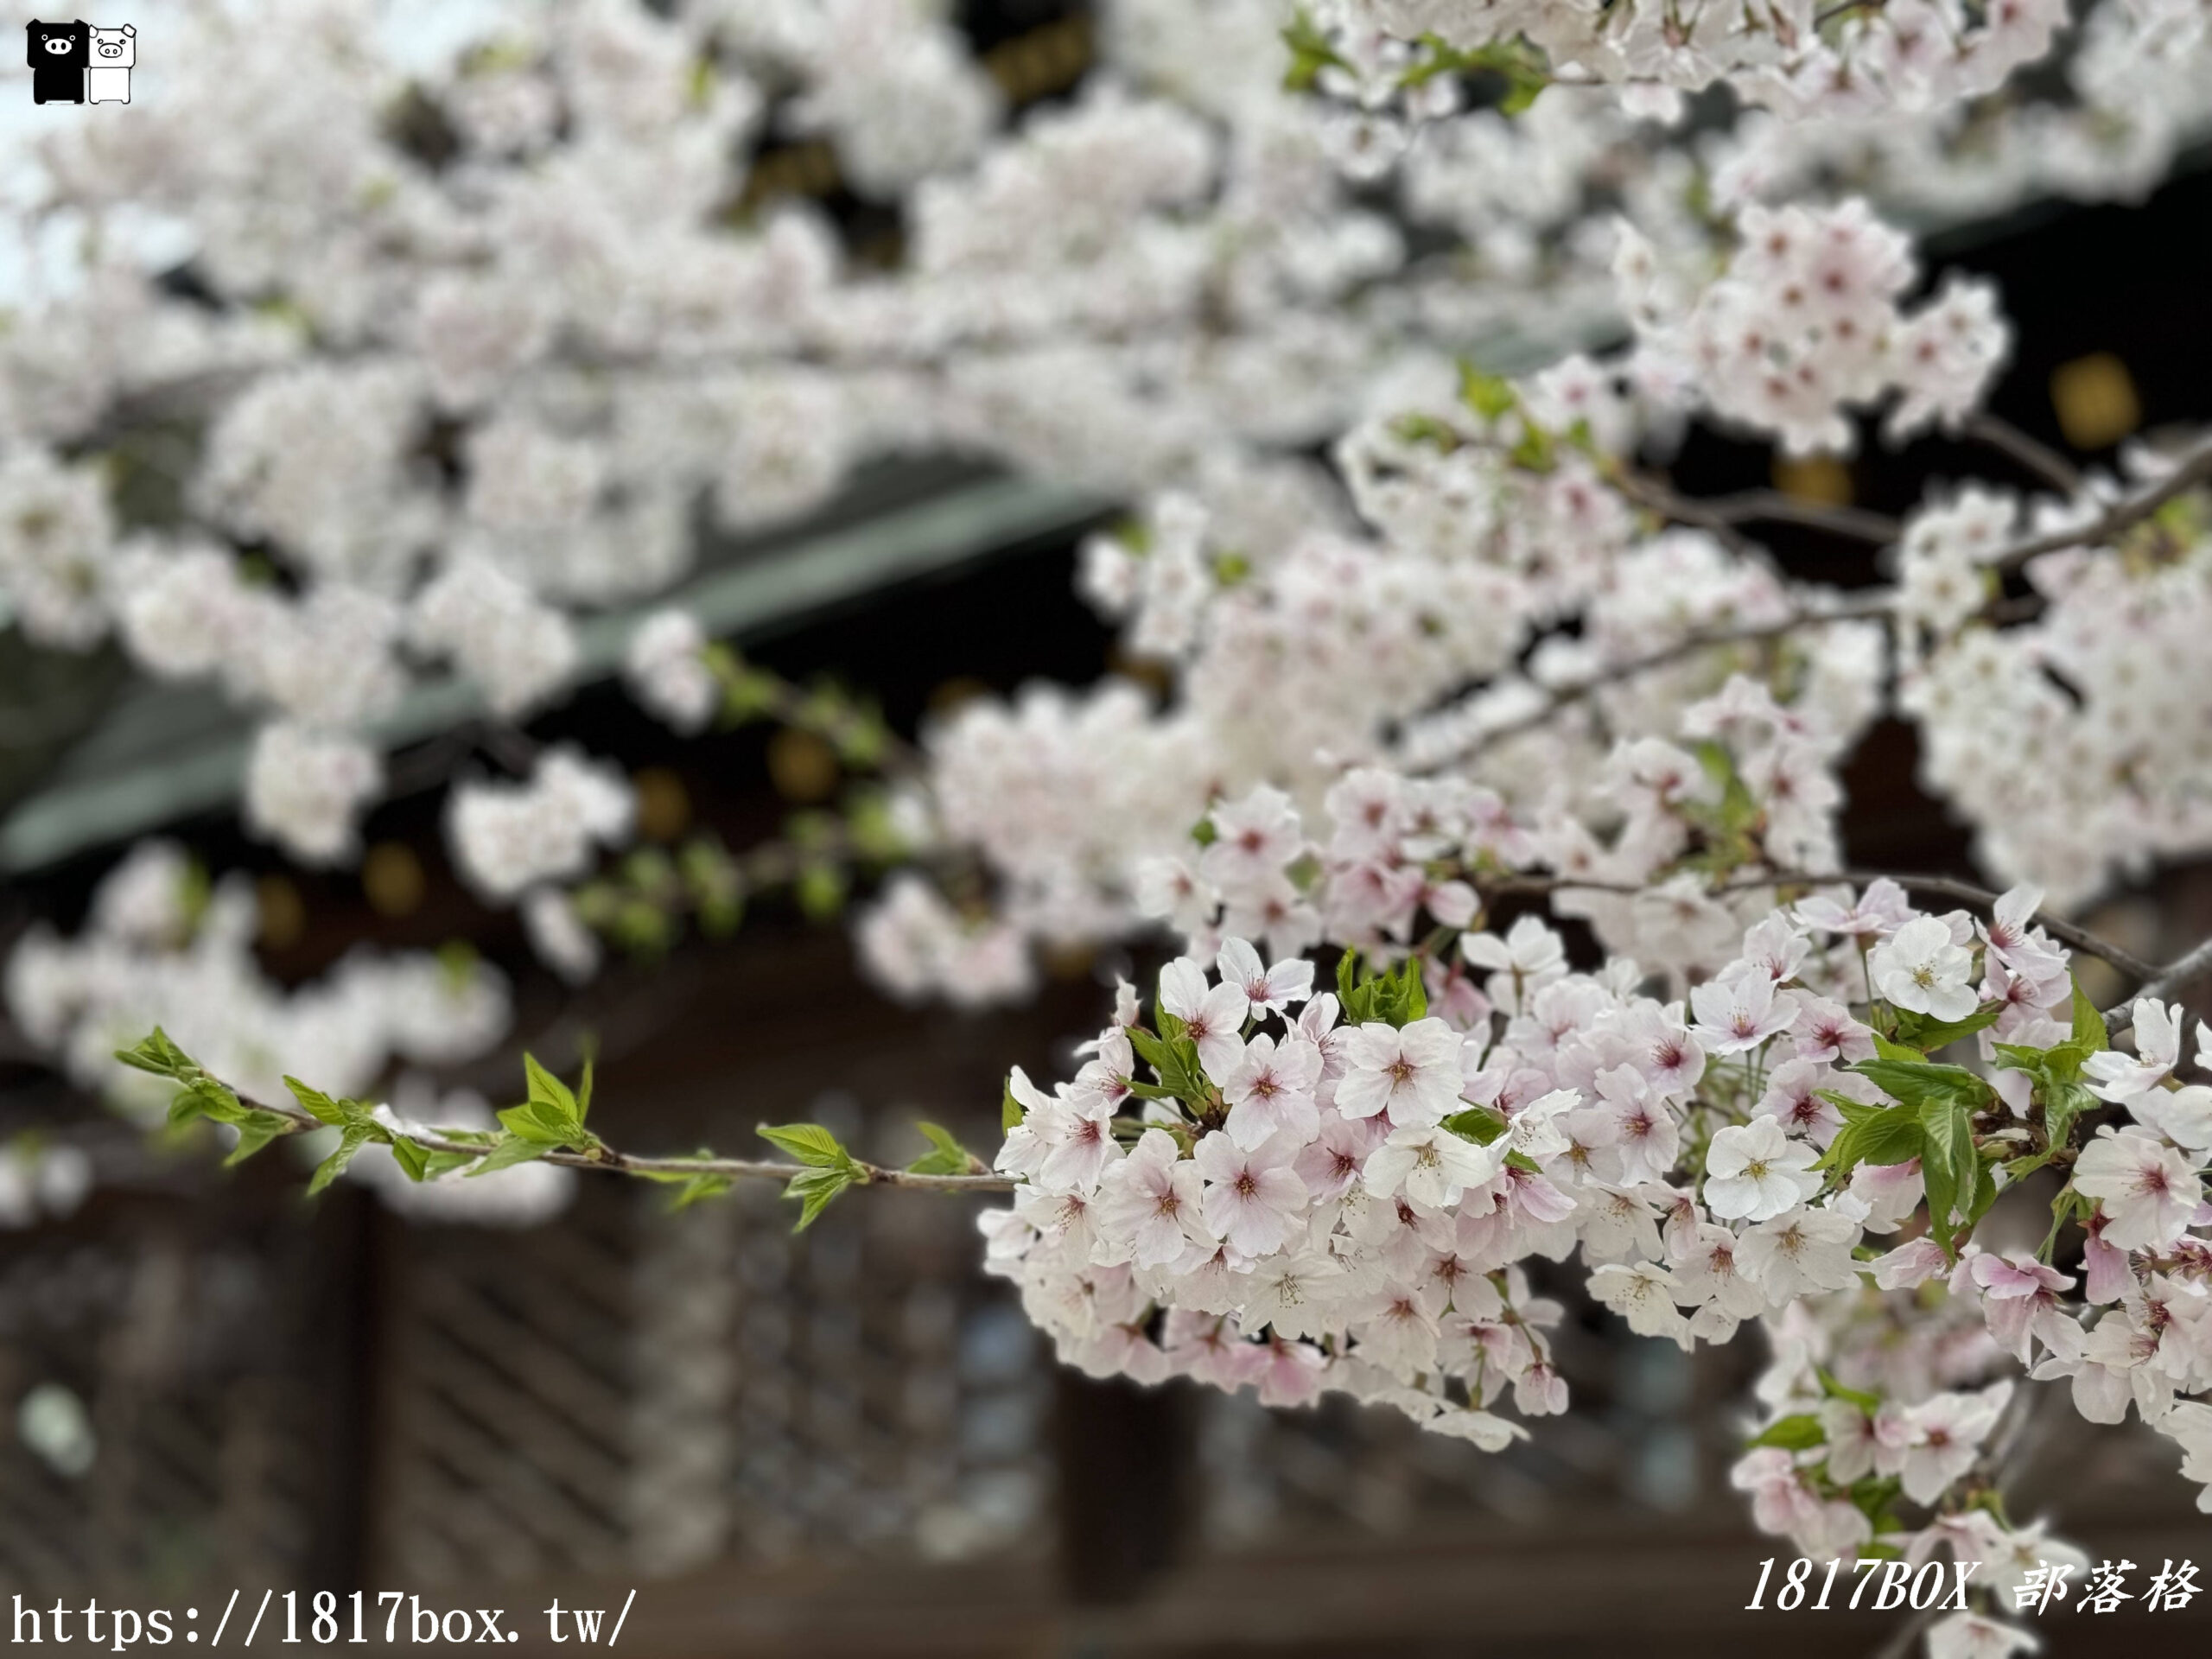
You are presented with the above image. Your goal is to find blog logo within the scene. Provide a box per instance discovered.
[26,19,135,105]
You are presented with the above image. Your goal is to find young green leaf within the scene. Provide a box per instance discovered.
[782,1164,857,1231]
[907,1121,979,1176]
[1443,1105,1508,1146]
[497,1100,581,1146]
[2068,973,2109,1056]
[1457,360,1518,421]
[1851,1057,1993,1110]
[467,1134,549,1177]
[1891,1002,2003,1053]
[1747,1414,1827,1451]
[223,1112,293,1167]
[668,1173,734,1211]
[387,1135,432,1184]
[2041,1079,2093,1154]
[523,1052,581,1127]
[1816,1368,1882,1414]
[1917,1096,1979,1256]
[757,1122,854,1169]
[284,1076,356,1128]
[114,1027,195,1078]
[1815,1096,1923,1179]
[307,1126,378,1198]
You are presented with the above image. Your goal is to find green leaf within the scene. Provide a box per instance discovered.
[782,1164,858,1231]
[1965,1152,2002,1227]
[1280,7,1348,92]
[1917,1096,1979,1257]
[284,1076,355,1128]
[1128,1025,1209,1109]
[307,1126,378,1198]
[387,1135,432,1184]
[757,1122,854,1169]
[1458,360,1517,421]
[668,1173,734,1211]
[1748,1414,1827,1451]
[1389,958,1427,1027]
[467,1135,550,1177]
[1816,1097,1923,1179]
[497,1101,581,1147]
[1335,950,1367,1021]
[906,1121,978,1177]
[423,1148,481,1179]
[2068,972,2109,1056]
[523,1053,580,1127]
[1443,1105,1508,1145]
[1816,1368,1881,1414]
[2042,1080,2093,1154]
[223,1112,292,1167]
[2039,1189,2087,1262]
[1001,1077,1027,1133]
[1891,1002,2003,1053]
[1851,1058,1993,1110]
[1847,1474,1905,1535]
[167,1078,250,1128]
[1870,1032,1927,1064]
[115,1027,194,1078]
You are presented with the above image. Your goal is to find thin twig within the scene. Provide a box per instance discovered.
[1961,413,2082,497]
[1819,869,2158,980]
[1988,435,2212,575]
[1465,865,2161,984]
[236,1086,1015,1192]
[1436,591,1894,762]
[2107,931,2212,1033]
[1611,472,1901,550]
[1700,489,1902,544]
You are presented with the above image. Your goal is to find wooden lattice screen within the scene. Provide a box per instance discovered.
[370,1179,1052,1587]
[0,1204,330,1595]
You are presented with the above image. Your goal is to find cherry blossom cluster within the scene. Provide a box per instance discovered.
[860,188,2212,992]
[1618,200,2007,455]
[1338,0,2071,120]
[3,8,2212,1634]
[0,0,2196,907]
[3,841,508,1120]
[982,743,2212,1643]
[444,746,637,904]
[1899,463,2212,906]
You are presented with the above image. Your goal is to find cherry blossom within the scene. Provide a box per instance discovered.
[1869,916,1982,1023]
[1704,1119,1824,1223]
[2071,1130,2205,1252]
[1193,1132,1309,1259]
[1336,1019,1465,1126]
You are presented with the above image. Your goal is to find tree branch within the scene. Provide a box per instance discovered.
[1960,413,2082,497]
[1433,591,1893,762]
[1465,864,2162,984]
[1700,489,1902,545]
[1610,471,1901,550]
[1988,434,2212,575]
[2107,930,2212,1033]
